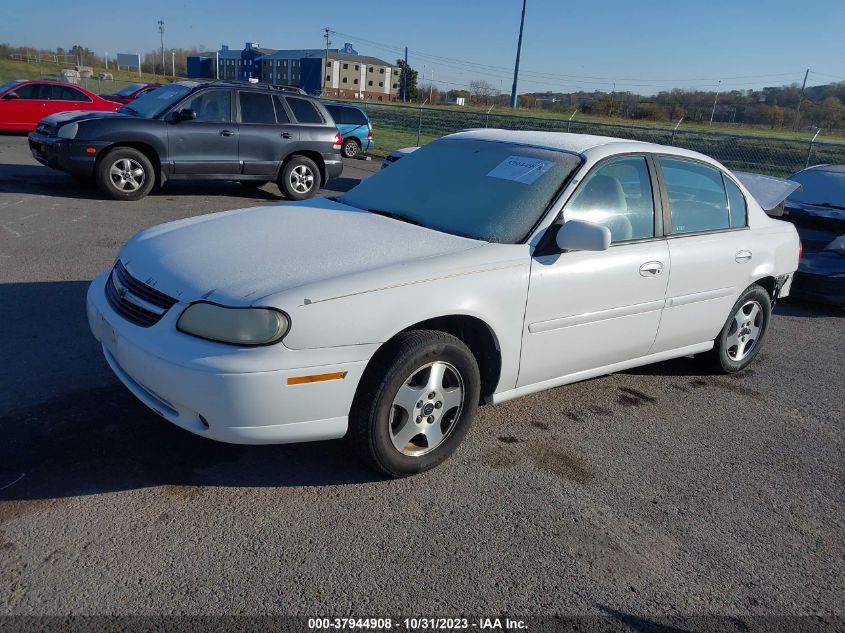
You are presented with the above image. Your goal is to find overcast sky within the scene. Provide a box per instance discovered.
[2,0,843,94]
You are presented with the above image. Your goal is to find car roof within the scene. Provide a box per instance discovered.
[445,128,721,164]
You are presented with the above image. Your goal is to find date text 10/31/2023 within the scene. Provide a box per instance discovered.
[307,617,529,630]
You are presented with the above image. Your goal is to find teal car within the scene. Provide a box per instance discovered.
[324,102,373,159]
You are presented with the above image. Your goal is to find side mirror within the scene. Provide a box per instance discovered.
[176,108,196,121]
[2,91,20,100]
[555,219,611,252]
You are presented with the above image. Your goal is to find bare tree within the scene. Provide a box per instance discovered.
[469,80,497,104]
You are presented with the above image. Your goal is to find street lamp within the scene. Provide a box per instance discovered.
[157,20,165,76]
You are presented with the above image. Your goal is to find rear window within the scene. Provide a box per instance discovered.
[342,107,368,125]
[52,85,91,102]
[239,92,275,124]
[286,97,324,124]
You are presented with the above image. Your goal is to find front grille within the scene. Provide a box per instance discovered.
[105,261,177,327]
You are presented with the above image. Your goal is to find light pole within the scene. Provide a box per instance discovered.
[509,0,527,108]
[157,20,165,76]
[709,79,721,125]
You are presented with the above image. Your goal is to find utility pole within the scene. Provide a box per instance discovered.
[709,79,721,125]
[157,20,165,76]
[429,68,434,103]
[402,47,408,103]
[608,81,615,116]
[171,50,175,77]
[323,27,331,95]
[794,68,810,131]
[510,0,527,108]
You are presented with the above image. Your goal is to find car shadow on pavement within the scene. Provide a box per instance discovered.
[0,280,380,502]
[775,298,843,319]
[0,162,359,200]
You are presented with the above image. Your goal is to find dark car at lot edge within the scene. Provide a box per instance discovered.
[27,80,343,201]
[98,82,162,105]
[783,164,845,306]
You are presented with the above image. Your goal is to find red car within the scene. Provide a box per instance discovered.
[0,80,121,132]
[98,82,161,105]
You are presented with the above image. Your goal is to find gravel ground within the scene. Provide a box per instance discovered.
[0,135,842,629]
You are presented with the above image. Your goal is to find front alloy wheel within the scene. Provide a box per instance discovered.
[389,361,464,456]
[95,146,156,201]
[349,330,481,477]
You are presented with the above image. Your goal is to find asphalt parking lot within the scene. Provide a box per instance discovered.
[1,134,843,627]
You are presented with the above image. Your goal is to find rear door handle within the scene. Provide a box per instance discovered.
[281,132,292,139]
[735,250,752,263]
[220,130,235,137]
[639,261,663,277]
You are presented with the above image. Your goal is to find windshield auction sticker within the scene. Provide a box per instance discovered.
[486,155,552,184]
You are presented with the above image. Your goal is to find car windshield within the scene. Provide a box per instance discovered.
[0,80,24,94]
[788,169,845,209]
[118,84,191,118]
[339,138,582,243]
[113,83,147,97]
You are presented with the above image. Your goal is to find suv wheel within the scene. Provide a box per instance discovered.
[95,147,155,201]
[348,330,481,477]
[279,156,320,200]
[342,138,360,158]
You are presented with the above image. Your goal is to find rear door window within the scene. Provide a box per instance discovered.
[239,92,275,124]
[659,157,731,234]
[273,96,290,123]
[286,97,324,124]
[52,85,91,102]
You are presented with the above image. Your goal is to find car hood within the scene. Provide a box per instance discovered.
[117,198,483,305]
[40,110,130,126]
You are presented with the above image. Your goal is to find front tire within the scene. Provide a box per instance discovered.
[95,147,155,201]
[349,330,481,477]
[342,137,360,158]
[703,284,772,374]
[278,156,320,200]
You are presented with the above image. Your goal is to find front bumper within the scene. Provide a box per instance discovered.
[28,133,110,179]
[86,272,372,444]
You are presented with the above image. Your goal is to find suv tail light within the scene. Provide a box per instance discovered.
[367,125,373,139]
[333,132,342,149]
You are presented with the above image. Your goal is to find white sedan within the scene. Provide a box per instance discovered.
[87,129,800,476]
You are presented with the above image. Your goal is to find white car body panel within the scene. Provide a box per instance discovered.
[88,130,800,446]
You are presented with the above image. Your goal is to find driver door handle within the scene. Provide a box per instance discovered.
[220,130,235,137]
[639,261,663,277]
[281,132,292,139]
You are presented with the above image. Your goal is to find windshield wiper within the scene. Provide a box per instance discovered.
[365,209,423,227]
[121,106,139,116]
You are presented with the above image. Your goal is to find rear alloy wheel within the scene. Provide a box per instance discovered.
[279,156,320,200]
[95,147,155,201]
[349,330,481,477]
[342,138,360,159]
[703,284,772,373]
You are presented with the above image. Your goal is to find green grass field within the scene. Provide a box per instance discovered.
[0,57,181,93]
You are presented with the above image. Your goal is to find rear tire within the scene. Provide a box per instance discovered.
[342,138,360,159]
[95,147,155,201]
[278,156,320,200]
[348,330,481,478]
[702,284,772,374]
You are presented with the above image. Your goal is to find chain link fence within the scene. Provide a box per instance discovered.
[363,103,845,176]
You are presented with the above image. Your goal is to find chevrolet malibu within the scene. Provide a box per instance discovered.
[87,130,800,476]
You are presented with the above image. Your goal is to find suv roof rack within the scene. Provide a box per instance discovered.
[206,80,308,95]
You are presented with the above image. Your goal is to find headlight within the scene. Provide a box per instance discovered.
[177,302,290,346]
[57,123,78,139]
